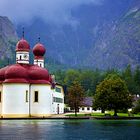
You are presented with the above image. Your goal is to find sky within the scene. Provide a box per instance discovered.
[0,0,103,26]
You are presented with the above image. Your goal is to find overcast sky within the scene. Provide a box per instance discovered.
[0,0,103,26]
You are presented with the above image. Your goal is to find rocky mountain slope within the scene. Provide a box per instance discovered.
[86,0,140,69]
[1,0,139,70]
[17,0,133,69]
[0,16,18,66]
[81,0,140,70]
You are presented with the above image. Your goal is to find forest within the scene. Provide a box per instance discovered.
[54,65,140,97]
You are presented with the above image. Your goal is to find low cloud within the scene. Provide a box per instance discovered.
[0,0,103,26]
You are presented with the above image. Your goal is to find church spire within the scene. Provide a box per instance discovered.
[38,37,40,43]
[22,27,25,39]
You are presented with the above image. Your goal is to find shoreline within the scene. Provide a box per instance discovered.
[0,116,140,120]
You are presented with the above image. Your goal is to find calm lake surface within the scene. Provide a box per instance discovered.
[0,119,140,140]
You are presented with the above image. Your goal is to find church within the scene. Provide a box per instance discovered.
[0,36,64,118]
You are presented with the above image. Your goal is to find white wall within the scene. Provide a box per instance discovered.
[16,51,29,64]
[52,86,64,114]
[0,84,3,115]
[2,83,29,116]
[79,107,101,113]
[1,83,64,117]
[34,59,44,68]
[30,84,53,116]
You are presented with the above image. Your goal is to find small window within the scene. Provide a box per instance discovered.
[53,97,63,103]
[82,107,84,110]
[20,55,22,60]
[0,91,1,102]
[87,107,90,110]
[55,87,61,93]
[53,97,55,102]
[25,90,28,102]
[34,91,39,102]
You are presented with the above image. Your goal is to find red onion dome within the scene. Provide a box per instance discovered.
[29,65,50,84]
[33,43,46,59]
[4,64,28,83]
[16,38,30,52]
[0,66,9,83]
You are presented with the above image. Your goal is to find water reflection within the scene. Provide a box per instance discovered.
[0,120,139,140]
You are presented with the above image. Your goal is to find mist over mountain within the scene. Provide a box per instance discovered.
[0,0,140,70]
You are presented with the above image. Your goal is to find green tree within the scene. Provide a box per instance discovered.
[121,65,136,94]
[79,69,103,96]
[64,69,80,86]
[54,70,65,84]
[93,74,133,116]
[67,81,84,116]
[90,69,104,95]
[79,70,95,96]
[132,99,140,114]
[133,66,140,95]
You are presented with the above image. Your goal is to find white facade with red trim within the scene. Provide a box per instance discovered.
[0,38,64,118]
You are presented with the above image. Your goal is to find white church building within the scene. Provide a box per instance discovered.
[0,37,64,118]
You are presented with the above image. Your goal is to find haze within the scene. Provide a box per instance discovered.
[0,0,103,26]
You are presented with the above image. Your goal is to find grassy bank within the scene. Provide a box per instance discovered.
[65,112,140,117]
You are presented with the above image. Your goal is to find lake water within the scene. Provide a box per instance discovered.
[0,119,139,140]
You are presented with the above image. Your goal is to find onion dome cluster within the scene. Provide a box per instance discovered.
[0,38,51,84]
[0,64,51,84]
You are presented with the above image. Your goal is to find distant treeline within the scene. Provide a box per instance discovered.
[54,65,140,96]
[1,56,140,97]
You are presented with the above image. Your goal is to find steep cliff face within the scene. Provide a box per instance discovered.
[12,0,140,70]
[86,0,140,69]
[17,0,132,68]
[0,16,18,64]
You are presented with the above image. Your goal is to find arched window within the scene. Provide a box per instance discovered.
[0,91,1,102]
[34,91,39,102]
[25,90,28,102]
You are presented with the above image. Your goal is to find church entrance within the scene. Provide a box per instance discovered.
[57,104,59,114]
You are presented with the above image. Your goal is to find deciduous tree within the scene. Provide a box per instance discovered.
[93,74,133,116]
[67,81,84,116]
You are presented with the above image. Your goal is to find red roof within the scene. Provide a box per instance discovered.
[0,66,9,83]
[33,43,46,59]
[28,65,50,84]
[16,39,30,52]
[0,64,51,84]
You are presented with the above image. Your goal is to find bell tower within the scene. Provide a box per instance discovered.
[16,29,30,64]
[33,38,46,68]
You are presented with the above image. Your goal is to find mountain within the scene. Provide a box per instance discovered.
[86,0,140,69]
[0,16,67,71]
[0,16,18,66]
[16,0,134,69]
[13,0,140,69]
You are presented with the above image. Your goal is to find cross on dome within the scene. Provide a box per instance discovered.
[38,37,40,43]
[22,27,25,39]
[16,28,30,52]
